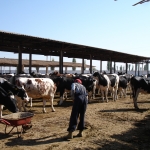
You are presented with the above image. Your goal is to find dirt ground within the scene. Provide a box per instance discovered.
[0,92,150,150]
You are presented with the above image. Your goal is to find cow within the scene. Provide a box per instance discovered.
[76,75,95,102]
[0,86,18,118]
[130,76,150,109]
[93,71,110,102]
[106,73,119,101]
[15,77,56,113]
[118,76,128,98]
[0,77,31,112]
[52,75,95,105]
[118,73,133,98]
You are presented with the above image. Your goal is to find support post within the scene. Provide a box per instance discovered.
[29,51,32,74]
[114,62,116,73]
[125,63,128,73]
[100,60,102,73]
[82,58,84,74]
[18,45,22,74]
[110,59,112,74]
[59,50,63,74]
[90,55,92,74]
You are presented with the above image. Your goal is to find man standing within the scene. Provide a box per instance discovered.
[65,79,88,139]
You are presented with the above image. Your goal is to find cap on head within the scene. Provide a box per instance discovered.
[75,79,82,84]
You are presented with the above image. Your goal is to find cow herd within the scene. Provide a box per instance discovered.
[0,71,150,118]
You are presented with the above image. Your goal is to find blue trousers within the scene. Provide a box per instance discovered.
[67,94,87,132]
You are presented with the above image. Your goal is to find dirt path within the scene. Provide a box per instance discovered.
[0,93,150,150]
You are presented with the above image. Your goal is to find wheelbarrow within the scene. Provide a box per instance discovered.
[0,112,34,138]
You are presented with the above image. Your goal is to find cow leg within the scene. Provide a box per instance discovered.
[50,96,55,112]
[88,91,92,103]
[0,105,3,118]
[43,100,47,113]
[17,100,22,112]
[59,90,65,105]
[63,92,68,100]
[22,101,27,112]
[104,90,108,103]
[101,90,104,102]
[29,97,33,107]
[59,96,64,105]
[133,89,140,109]
[123,89,127,98]
[92,84,96,99]
[111,90,115,101]
[114,88,118,101]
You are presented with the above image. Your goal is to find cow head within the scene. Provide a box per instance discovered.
[0,92,18,113]
[15,86,30,102]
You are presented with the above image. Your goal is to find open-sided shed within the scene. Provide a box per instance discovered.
[0,31,149,73]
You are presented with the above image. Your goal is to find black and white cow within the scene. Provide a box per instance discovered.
[0,77,31,112]
[130,76,150,109]
[119,73,133,98]
[0,86,18,118]
[93,72,110,102]
[52,75,95,105]
[76,75,95,101]
[118,76,128,98]
[106,73,119,101]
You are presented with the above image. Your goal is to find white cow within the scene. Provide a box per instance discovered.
[93,72,110,102]
[15,77,56,113]
[106,73,119,101]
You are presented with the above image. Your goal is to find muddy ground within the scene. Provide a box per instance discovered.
[0,92,150,150]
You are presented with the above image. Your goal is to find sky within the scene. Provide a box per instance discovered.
[0,0,150,72]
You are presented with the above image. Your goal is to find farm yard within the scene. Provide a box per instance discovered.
[0,91,150,150]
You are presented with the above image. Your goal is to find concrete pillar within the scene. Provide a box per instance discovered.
[135,63,137,76]
[59,50,63,74]
[22,64,24,72]
[29,52,32,74]
[9,66,11,73]
[110,60,112,74]
[125,63,128,74]
[65,67,67,73]
[46,66,48,74]
[18,45,22,74]
[146,62,149,75]
[90,55,92,74]
[138,63,140,76]
[36,66,39,73]
[100,60,102,73]
[114,62,116,73]
[82,58,84,74]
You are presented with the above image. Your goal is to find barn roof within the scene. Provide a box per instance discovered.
[0,30,150,63]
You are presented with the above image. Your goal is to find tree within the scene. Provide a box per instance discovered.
[72,58,76,71]
[51,57,55,71]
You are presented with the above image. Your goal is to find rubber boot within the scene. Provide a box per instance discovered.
[76,130,83,137]
[65,131,73,139]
